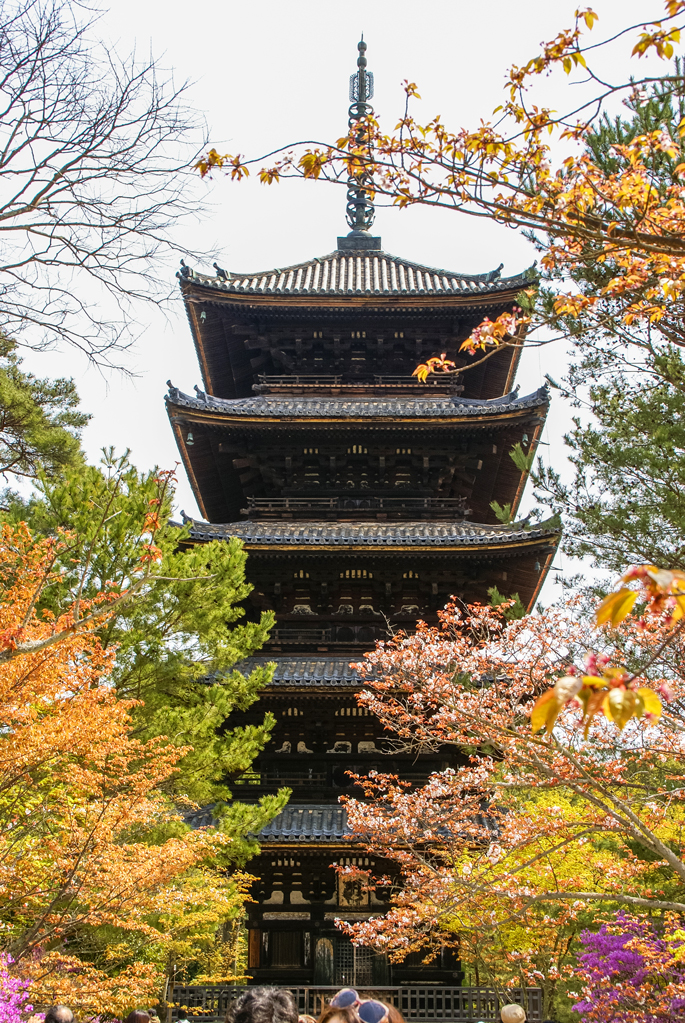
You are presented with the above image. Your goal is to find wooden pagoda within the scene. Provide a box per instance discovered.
[167,40,559,989]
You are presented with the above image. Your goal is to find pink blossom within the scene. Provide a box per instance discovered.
[0,955,32,1023]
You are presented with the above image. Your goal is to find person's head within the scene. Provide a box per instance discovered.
[44,1008,73,1023]
[318,1007,359,1023]
[226,988,298,1023]
[124,1013,150,1023]
[329,993,359,1013]
[320,994,397,1023]
[500,1007,526,1023]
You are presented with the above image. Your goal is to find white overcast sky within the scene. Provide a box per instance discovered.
[21,0,672,600]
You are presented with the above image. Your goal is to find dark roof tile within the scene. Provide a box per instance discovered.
[181,517,560,548]
[178,250,535,299]
[238,655,364,686]
[166,385,549,419]
[258,803,348,841]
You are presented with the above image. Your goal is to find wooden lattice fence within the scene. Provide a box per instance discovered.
[170,984,543,1023]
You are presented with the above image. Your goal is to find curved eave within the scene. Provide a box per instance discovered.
[182,522,560,555]
[165,394,550,429]
[259,684,362,693]
[258,841,357,848]
[236,537,557,554]
[178,247,536,305]
[238,655,368,685]
[167,408,547,429]
[180,278,530,312]
[183,524,560,613]
[177,249,538,402]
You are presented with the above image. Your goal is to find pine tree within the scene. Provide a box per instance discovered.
[3,451,285,844]
[0,335,87,480]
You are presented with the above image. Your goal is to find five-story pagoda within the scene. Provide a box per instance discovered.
[167,40,559,989]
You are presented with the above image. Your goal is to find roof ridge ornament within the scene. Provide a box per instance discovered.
[337,37,382,252]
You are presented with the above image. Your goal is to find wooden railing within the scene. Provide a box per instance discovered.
[268,624,387,646]
[233,770,328,788]
[231,768,434,795]
[256,375,463,390]
[258,375,344,385]
[245,497,471,515]
[171,985,542,1023]
[371,376,463,388]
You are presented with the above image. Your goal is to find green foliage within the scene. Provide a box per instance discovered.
[487,585,526,620]
[490,499,514,524]
[509,441,535,475]
[515,287,537,314]
[71,867,255,989]
[0,335,87,479]
[534,365,685,570]
[584,62,685,186]
[3,450,285,847]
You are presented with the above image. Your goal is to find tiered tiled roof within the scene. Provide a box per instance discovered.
[179,251,535,299]
[181,516,560,548]
[258,804,348,841]
[239,656,365,687]
[186,804,350,841]
[166,384,548,419]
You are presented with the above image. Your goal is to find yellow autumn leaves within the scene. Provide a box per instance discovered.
[412,353,457,383]
[597,565,685,627]
[530,563,685,736]
[531,673,662,736]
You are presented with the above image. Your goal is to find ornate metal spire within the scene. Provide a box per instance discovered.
[337,37,382,251]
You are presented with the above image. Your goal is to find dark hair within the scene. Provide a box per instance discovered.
[124,1013,151,1023]
[317,1008,360,1023]
[44,1008,74,1023]
[226,988,298,1023]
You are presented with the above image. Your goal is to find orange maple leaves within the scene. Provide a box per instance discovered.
[411,310,529,378]
[458,309,529,358]
[0,520,226,1014]
[195,148,248,180]
[411,352,456,382]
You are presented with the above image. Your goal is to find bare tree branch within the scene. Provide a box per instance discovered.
[0,0,210,368]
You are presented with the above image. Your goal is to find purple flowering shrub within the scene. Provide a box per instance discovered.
[0,955,32,1023]
[571,913,685,1022]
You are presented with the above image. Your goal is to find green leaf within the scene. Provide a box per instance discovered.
[490,500,514,524]
[509,441,535,475]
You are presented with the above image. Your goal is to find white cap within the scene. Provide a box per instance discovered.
[500,1006,526,1023]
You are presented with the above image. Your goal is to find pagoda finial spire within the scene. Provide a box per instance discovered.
[337,37,382,251]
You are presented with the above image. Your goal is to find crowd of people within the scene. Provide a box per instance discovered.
[223,988,529,1023]
[39,987,532,1023]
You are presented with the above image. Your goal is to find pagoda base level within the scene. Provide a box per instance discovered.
[170,984,543,1022]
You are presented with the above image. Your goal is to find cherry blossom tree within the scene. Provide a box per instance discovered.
[334,582,685,1015]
